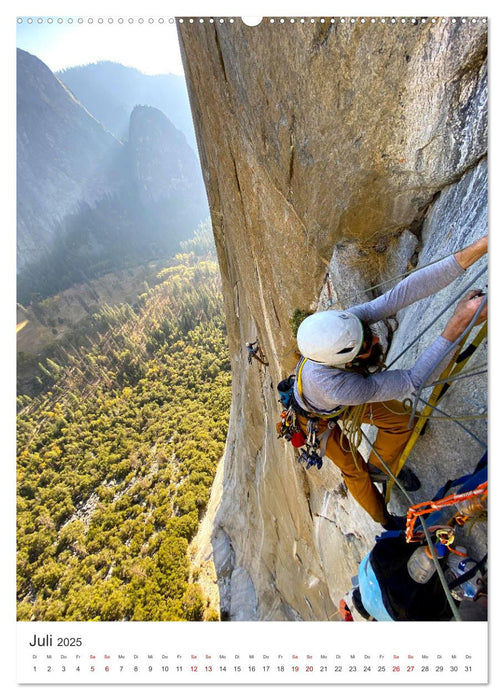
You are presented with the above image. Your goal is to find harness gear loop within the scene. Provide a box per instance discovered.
[296,358,366,471]
[319,420,338,458]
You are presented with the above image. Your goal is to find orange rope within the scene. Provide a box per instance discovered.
[405,481,487,542]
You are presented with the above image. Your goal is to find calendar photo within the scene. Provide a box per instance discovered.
[15,8,489,686]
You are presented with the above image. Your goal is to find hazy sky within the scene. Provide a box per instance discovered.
[16,16,185,75]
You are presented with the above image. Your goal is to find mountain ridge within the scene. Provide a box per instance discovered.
[17,48,208,303]
[56,60,197,150]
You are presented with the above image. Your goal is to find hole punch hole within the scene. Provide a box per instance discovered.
[241,17,263,27]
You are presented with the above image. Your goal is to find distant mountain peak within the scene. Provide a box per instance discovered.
[17,48,208,302]
[54,60,196,149]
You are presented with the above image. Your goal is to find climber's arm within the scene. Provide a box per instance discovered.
[347,235,487,323]
[319,292,488,405]
[454,235,488,270]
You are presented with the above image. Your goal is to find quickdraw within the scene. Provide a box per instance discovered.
[276,407,305,446]
[276,409,325,470]
[298,419,324,470]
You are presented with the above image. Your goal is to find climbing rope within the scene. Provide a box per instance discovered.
[337,404,368,471]
[382,321,487,503]
[406,297,487,427]
[387,264,487,370]
[382,397,487,424]
[412,396,487,445]
[329,246,485,308]
[423,365,487,389]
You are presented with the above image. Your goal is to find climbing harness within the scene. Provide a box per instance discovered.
[295,358,357,469]
[297,357,370,470]
[276,360,344,470]
[384,321,487,503]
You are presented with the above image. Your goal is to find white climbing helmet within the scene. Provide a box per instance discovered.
[297,310,364,366]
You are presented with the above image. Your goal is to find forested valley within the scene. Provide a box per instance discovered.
[17,223,232,621]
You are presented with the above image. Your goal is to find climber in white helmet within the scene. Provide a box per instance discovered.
[293,235,488,530]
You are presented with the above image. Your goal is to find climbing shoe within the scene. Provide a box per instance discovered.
[368,466,388,483]
[382,512,407,531]
[396,466,421,492]
[368,464,420,491]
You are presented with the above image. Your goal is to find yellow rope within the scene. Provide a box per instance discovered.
[379,400,487,422]
[337,404,368,471]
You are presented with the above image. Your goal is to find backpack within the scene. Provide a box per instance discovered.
[358,532,455,621]
[277,375,296,409]
[275,376,307,449]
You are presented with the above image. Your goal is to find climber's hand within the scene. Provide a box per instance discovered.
[442,290,487,341]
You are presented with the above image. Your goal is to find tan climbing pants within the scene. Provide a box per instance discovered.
[296,401,415,525]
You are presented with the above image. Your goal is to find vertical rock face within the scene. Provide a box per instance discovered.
[178,19,488,620]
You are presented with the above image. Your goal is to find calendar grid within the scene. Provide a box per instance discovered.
[17,621,488,684]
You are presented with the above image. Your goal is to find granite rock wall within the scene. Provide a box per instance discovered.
[178,17,488,620]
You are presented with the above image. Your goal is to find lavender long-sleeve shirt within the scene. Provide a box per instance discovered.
[293,255,465,414]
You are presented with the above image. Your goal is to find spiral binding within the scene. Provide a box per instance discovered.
[17,17,488,26]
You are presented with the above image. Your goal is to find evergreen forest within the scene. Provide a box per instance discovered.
[17,223,232,621]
